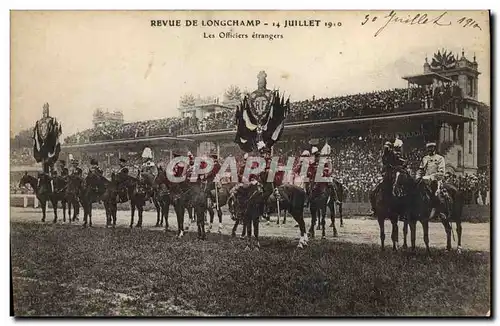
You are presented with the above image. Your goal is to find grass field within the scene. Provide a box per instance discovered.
[10,221,490,317]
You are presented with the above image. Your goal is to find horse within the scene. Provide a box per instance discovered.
[102,173,119,228]
[191,178,209,240]
[207,182,234,233]
[267,184,309,248]
[232,182,265,251]
[80,172,109,227]
[393,171,464,254]
[167,174,194,238]
[307,181,333,239]
[370,167,407,251]
[19,172,66,223]
[327,179,346,230]
[65,174,82,222]
[153,166,171,228]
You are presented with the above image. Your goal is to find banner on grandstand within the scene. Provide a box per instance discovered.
[234,71,289,153]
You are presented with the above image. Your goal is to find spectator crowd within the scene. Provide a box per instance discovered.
[64,84,464,145]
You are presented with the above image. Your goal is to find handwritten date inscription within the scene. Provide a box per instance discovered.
[362,11,482,37]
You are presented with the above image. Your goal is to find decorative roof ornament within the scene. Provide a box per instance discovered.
[430,49,457,71]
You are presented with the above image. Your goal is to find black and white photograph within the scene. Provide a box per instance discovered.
[9,9,491,317]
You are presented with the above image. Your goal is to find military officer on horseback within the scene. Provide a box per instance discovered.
[416,142,455,221]
[115,158,130,203]
[370,138,407,216]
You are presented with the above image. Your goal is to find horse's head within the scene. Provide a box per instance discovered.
[392,168,414,198]
[19,172,30,188]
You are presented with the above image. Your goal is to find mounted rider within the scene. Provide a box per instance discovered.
[370,138,407,216]
[115,158,130,202]
[205,153,221,208]
[416,142,456,220]
[140,147,157,195]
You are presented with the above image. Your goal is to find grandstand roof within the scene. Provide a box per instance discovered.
[402,72,453,86]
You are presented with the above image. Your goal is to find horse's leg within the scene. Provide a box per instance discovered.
[456,221,463,253]
[321,206,327,239]
[409,220,417,253]
[176,203,185,237]
[245,218,252,250]
[62,199,67,223]
[67,199,72,223]
[283,210,287,224]
[402,220,408,250]
[136,204,143,228]
[217,207,223,233]
[40,198,46,222]
[330,202,338,237]
[130,203,135,228]
[339,203,344,227]
[308,206,316,238]
[253,216,260,250]
[442,219,452,251]
[89,203,93,227]
[208,207,214,233]
[294,210,308,248]
[52,199,58,223]
[154,197,160,227]
[391,217,399,251]
[231,219,239,237]
[422,220,430,255]
[201,210,207,240]
[378,217,385,251]
[104,202,110,227]
[329,201,335,227]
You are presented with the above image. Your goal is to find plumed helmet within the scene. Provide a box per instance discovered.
[142,147,153,159]
[311,146,319,155]
[426,142,437,148]
[320,142,331,156]
[393,138,403,148]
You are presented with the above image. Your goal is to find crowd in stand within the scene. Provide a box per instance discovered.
[10,148,36,166]
[64,84,465,145]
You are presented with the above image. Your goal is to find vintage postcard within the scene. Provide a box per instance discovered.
[10,10,491,317]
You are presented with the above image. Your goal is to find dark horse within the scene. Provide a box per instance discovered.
[153,166,171,228]
[232,182,265,251]
[80,172,108,227]
[370,167,407,251]
[393,171,464,254]
[328,179,346,229]
[192,179,209,240]
[19,173,67,223]
[267,184,309,248]
[308,181,334,239]
[207,182,234,233]
[65,174,82,222]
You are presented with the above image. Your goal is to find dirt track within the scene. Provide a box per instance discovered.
[9,207,490,252]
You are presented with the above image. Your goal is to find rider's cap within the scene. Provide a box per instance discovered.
[426,142,437,148]
[72,159,79,165]
[301,150,311,156]
[384,141,392,147]
[210,153,218,159]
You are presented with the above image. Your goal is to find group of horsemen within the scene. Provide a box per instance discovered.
[37,137,455,223]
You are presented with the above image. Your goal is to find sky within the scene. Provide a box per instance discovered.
[10,10,490,138]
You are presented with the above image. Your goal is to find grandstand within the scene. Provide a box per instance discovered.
[10,49,490,203]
